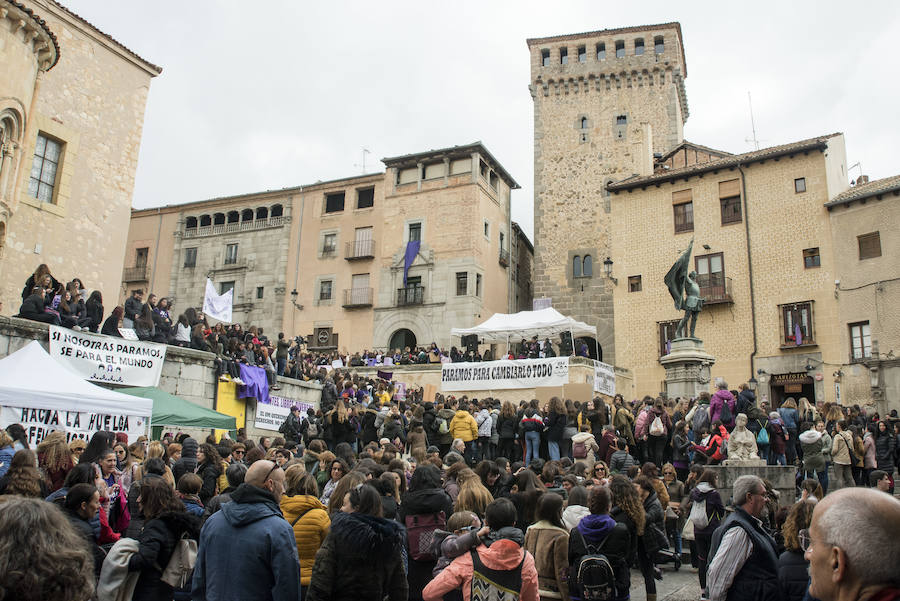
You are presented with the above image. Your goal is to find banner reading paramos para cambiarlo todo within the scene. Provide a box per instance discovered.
[441,357,570,391]
[49,325,167,387]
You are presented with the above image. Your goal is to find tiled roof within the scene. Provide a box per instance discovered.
[608,133,842,191]
[658,140,732,161]
[382,141,520,189]
[5,0,61,69]
[825,174,900,208]
[50,1,162,74]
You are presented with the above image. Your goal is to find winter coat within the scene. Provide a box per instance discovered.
[571,432,599,465]
[778,407,799,430]
[710,389,736,428]
[196,460,221,506]
[172,437,199,484]
[831,431,854,465]
[422,405,437,443]
[874,429,897,470]
[18,292,47,319]
[192,483,301,601]
[569,513,632,601]
[307,512,407,601]
[450,410,479,443]
[329,414,358,447]
[544,411,566,442]
[613,406,635,445]
[476,409,493,438]
[863,433,878,469]
[86,298,104,332]
[777,549,810,601]
[597,430,618,465]
[124,296,143,323]
[634,407,653,439]
[647,407,671,438]
[129,511,201,601]
[524,520,569,600]
[408,429,427,454]
[399,487,455,596]
[280,494,330,586]
[769,420,788,455]
[737,389,756,416]
[799,430,826,472]
[498,414,519,439]
[688,482,725,538]
[608,449,636,474]
[640,491,668,556]
[0,444,14,478]
[436,408,457,445]
[423,535,538,601]
[672,432,691,465]
[562,504,590,531]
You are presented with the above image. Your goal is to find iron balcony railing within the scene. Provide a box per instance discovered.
[397,285,425,306]
[342,287,373,308]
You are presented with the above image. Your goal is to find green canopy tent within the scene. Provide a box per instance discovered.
[120,386,236,439]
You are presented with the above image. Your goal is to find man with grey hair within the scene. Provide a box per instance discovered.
[706,474,778,601]
[805,487,900,601]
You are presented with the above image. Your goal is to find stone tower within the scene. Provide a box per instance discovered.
[527,23,688,364]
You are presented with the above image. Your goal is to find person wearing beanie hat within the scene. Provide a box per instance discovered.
[173,437,199,483]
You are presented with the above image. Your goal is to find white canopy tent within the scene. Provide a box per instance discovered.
[451,307,598,356]
[0,341,152,416]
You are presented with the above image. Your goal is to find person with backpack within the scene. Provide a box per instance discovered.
[572,427,600,466]
[398,464,454,601]
[684,469,725,601]
[709,379,736,431]
[646,400,671,468]
[799,423,828,494]
[423,497,538,601]
[435,400,457,458]
[279,406,303,446]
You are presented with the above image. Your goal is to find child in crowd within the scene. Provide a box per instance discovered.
[177,473,204,517]
[431,510,490,577]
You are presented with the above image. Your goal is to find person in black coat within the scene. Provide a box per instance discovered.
[128,478,201,601]
[63,483,106,578]
[101,306,124,337]
[18,287,59,324]
[195,444,223,506]
[85,291,104,333]
[777,501,815,601]
[545,397,567,461]
[396,465,454,601]
[21,264,58,301]
[634,476,668,596]
[172,437,199,484]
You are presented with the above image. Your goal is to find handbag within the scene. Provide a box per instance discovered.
[681,517,695,541]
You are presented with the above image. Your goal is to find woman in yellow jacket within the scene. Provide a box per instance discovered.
[449,402,479,463]
[281,465,330,597]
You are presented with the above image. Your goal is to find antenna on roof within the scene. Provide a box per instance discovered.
[354,148,372,174]
[745,91,761,151]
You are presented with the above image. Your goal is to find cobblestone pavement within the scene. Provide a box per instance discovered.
[628,562,702,601]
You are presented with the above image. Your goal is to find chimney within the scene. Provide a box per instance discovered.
[639,123,653,176]
[856,175,869,185]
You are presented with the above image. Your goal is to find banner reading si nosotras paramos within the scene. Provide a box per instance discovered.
[49,325,166,387]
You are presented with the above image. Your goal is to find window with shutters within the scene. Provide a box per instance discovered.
[857,232,881,260]
[224,243,238,265]
[780,301,815,347]
[695,253,731,303]
[672,189,693,233]
[719,179,742,224]
[573,255,582,278]
[849,322,871,361]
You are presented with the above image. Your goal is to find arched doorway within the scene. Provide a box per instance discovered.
[575,336,602,361]
[389,328,417,351]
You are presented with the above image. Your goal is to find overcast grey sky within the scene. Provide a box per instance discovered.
[67,1,900,242]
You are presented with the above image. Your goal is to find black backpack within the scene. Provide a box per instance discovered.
[571,529,617,601]
[719,401,733,424]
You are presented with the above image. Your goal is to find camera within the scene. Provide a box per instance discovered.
[294,336,306,346]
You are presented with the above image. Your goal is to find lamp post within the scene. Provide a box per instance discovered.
[603,257,617,285]
[290,289,303,311]
[748,376,758,392]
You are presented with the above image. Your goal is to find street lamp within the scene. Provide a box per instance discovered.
[748,376,758,392]
[603,257,617,285]
[290,289,303,311]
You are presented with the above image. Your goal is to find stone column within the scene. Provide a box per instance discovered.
[0,141,16,203]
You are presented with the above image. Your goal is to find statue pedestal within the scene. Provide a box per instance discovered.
[660,338,715,399]
[722,458,767,467]
[706,464,796,507]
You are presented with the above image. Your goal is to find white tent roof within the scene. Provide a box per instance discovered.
[451,307,598,343]
[0,341,152,416]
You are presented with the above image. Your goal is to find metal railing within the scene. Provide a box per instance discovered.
[345,239,375,260]
[342,287,373,308]
[397,285,425,306]
[122,266,149,282]
[184,216,284,238]
[698,275,733,304]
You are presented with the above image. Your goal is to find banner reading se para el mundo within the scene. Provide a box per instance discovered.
[49,325,166,387]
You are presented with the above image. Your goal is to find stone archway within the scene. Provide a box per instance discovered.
[389,328,417,352]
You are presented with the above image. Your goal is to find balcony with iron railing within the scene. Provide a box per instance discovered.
[342,287,373,308]
[122,265,149,282]
[397,285,425,306]
[698,275,733,304]
[345,239,375,260]
[498,248,510,267]
[183,216,284,238]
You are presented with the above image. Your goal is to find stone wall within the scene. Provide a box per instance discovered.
[706,464,796,508]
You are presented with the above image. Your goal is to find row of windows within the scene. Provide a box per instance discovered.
[324,188,375,214]
[181,243,238,268]
[541,36,664,66]
[185,205,284,229]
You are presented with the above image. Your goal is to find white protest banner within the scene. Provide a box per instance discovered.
[441,357,570,391]
[1,405,148,446]
[254,393,318,432]
[203,278,233,323]
[592,360,616,396]
[49,325,166,387]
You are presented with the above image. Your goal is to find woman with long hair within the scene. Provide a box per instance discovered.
[85,290,104,332]
[0,430,16,478]
[509,468,546,531]
[6,423,29,451]
[608,474,646,569]
[633,476,670,595]
[497,401,519,461]
[326,470,367,516]
[101,306,124,337]
[777,501,816,601]
[453,468,494,519]
[196,443,223,505]
[307,483,405,601]
[661,462,686,559]
[36,431,74,493]
[545,396,566,462]
[0,449,48,497]
[128,477,200,601]
[320,458,350,507]
[524,492,570,601]
[281,467,330,600]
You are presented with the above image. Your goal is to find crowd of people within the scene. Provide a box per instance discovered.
[1,371,899,601]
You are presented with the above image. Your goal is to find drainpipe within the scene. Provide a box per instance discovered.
[739,164,759,384]
[149,207,162,292]
[290,188,305,334]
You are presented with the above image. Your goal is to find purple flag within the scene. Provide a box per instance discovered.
[403,240,420,286]
[794,322,803,346]
[377,370,393,381]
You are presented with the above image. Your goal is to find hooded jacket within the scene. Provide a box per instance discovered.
[476,408,493,438]
[689,482,725,538]
[710,389,736,428]
[192,484,301,601]
[568,513,631,601]
[524,520,570,599]
[280,494,330,586]
[307,511,407,601]
[129,510,200,601]
[799,429,826,472]
[172,437,199,484]
[450,410,479,442]
[423,532,538,601]
[562,504,591,531]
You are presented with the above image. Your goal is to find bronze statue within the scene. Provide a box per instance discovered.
[664,239,704,339]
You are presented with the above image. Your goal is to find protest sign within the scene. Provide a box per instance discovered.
[441,357,570,391]
[592,360,616,396]
[49,325,166,387]
[203,278,233,323]
[0,405,148,446]
[254,393,317,432]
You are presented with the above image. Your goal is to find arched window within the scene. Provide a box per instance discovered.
[199,214,211,227]
[213,213,225,225]
[185,216,198,229]
[227,211,239,223]
[583,255,593,277]
[255,206,268,220]
[573,255,582,278]
[241,209,253,222]
[270,204,283,218]
[580,117,588,129]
